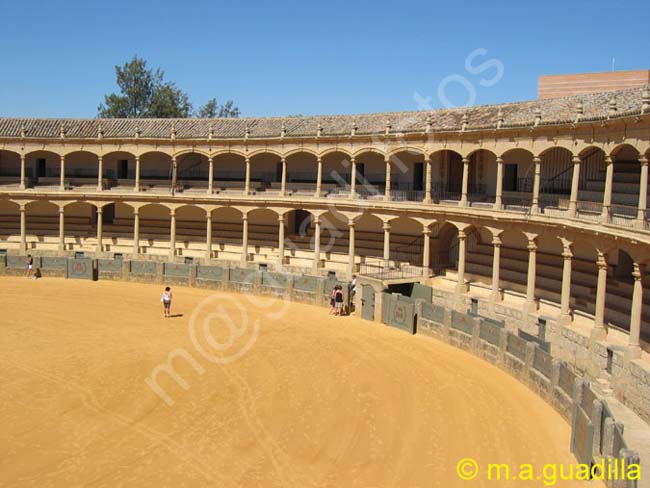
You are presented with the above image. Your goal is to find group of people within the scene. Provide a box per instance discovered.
[329,275,357,316]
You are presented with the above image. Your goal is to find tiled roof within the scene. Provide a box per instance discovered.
[0,86,648,140]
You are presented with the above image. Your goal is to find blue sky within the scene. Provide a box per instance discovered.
[0,0,648,118]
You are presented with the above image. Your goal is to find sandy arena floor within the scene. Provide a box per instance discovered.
[0,277,598,487]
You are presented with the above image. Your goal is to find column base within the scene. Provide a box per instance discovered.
[589,326,607,342]
[558,311,573,327]
[423,198,432,205]
[454,282,468,295]
[524,299,538,315]
[625,345,642,361]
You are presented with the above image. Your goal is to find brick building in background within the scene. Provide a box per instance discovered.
[539,69,650,99]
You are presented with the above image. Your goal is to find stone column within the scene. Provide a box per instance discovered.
[456,229,467,294]
[97,156,104,192]
[244,157,251,195]
[59,155,66,191]
[96,206,103,254]
[241,214,249,264]
[601,155,614,223]
[58,207,65,252]
[559,241,573,324]
[382,222,391,264]
[531,156,541,213]
[525,238,538,313]
[637,157,648,226]
[350,157,357,198]
[170,157,177,195]
[132,208,140,255]
[494,157,504,210]
[312,216,321,273]
[19,154,26,190]
[593,251,608,340]
[134,156,141,192]
[280,158,287,196]
[205,212,212,260]
[423,157,432,204]
[19,205,27,254]
[347,219,356,278]
[207,157,214,194]
[422,227,431,276]
[627,263,643,358]
[277,214,285,266]
[568,155,581,218]
[169,208,176,259]
[315,157,323,198]
[460,157,469,206]
[384,157,391,201]
[491,235,502,302]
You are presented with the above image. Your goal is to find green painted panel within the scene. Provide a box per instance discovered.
[7,255,28,268]
[41,256,66,270]
[411,283,433,301]
[559,364,576,397]
[533,348,553,378]
[422,302,444,323]
[229,267,256,284]
[293,275,319,292]
[262,272,288,289]
[382,293,415,334]
[479,320,501,346]
[197,265,225,281]
[98,259,122,273]
[130,260,157,275]
[506,333,527,361]
[164,262,190,277]
[67,257,94,280]
[451,310,473,335]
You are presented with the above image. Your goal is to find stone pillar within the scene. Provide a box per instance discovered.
[59,155,66,191]
[628,262,643,358]
[280,158,287,196]
[169,208,176,259]
[241,214,249,264]
[593,251,608,340]
[422,227,431,276]
[384,157,391,201]
[456,229,467,294]
[19,154,26,190]
[97,156,104,192]
[568,155,581,218]
[531,156,541,213]
[423,157,432,203]
[96,206,103,254]
[58,207,65,252]
[244,157,251,195]
[382,222,391,264]
[134,156,141,192]
[494,157,503,210]
[637,156,648,226]
[205,212,212,260]
[460,157,469,206]
[132,208,140,255]
[19,206,26,254]
[277,214,285,267]
[559,241,573,324]
[350,157,357,198]
[347,219,356,278]
[207,157,214,194]
[491,235,501,302]
[170,157,177,195]
[525,238,538,313]
[601,155,614,223]
[315,157,323,198]
[312,216,321,273]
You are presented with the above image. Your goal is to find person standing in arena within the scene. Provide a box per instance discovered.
[26,255,34,278]
[334,285,344,316]
[161,286,173,318]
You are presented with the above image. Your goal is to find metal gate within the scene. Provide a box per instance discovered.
[361,284,375,321]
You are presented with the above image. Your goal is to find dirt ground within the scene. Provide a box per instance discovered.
[0,277,598,487]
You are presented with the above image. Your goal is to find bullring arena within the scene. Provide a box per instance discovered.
[1,85,650,486]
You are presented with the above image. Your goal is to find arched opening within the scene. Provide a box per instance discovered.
[103,151,137,189]
[24,200,59,251]
[102,202,136,252]
[211,207,244,260]
[283,209,319,267]
[321,151,352,196]
[466,149,496,205]
[575,146,607,221]
[176,152,210,190]
[317,209,349,274]
[0,150,22,186]
[64,151,99,187]
[175,205,207,257]
[609,144,643,226]
[63,202,97,251]
[139,152,173,192]
[538,147,573,213]
[25,151,61,188]
[431,221,474,270]
[139,204,171,256]
[500,149,534,210]
[354,150,386,199]
[389,149,425,201]
[285,151,318,195]
[353,213,384,262]
[432,150,463,202]
[0,199,20,249]
[388,217,425,265]
[248,152,279,193]
[213,153,246,192]
[248,208,280,261]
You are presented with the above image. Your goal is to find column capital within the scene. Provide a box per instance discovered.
[348,219,356,228]
[632,262,643,281]
[492,236,501,247]
[495,157,504,164]
[58,207,65,214]
[562,247,572,260]
[208,156,213,162]
[133,207,140,215]
[169,208,176,217]
[639,156,648,166]
[572,155,581,164]
[533,156,541,164]
[242,214,248,221]
[382,222,391,231]
[458,229,466,240]
[278,214,285,223]
[462,157,470,164]
[596,252,608,269]
[96,206,104,214]
[527,240,537,252]
[605,155,613,164]
[312,216,320,225]
[422,227,432,236]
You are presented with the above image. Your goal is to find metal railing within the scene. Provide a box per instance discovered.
[358,262,429,280]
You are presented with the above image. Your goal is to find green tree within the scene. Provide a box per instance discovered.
[98,56,240,119]
[197,98,241,118]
